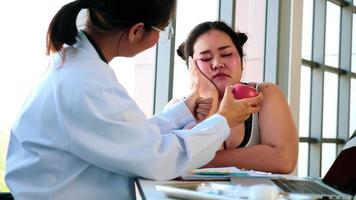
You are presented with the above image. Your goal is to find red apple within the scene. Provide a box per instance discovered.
[232,83,259,99]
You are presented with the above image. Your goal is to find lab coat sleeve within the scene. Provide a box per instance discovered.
[148,100,196,134]
[67,85,229,180]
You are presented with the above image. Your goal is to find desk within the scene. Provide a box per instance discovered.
[136,174,300,200]
[136,179,230,200]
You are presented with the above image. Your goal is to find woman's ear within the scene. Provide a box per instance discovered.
[127,22,146,42]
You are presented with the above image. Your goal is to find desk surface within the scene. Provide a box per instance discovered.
[136,179,230,200]
[135,172,294,200]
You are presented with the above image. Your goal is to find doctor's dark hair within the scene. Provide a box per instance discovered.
[46,0,176,54]
[176,21,247,67]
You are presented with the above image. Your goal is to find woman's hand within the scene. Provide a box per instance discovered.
[189,57,219,100]
[185,57,219,120]
[218,86,263,128]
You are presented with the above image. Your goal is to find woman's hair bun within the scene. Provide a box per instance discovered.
[236,32,248,46]
[176,42,187,61]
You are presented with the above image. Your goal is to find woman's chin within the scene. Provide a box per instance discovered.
[214,82,230,92]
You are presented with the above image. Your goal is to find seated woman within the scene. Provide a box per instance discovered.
[175,21,298,174]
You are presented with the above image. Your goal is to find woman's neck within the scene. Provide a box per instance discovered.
[83,29,124,62]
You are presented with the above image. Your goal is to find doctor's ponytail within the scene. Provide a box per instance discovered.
[46,0,176,55]
[46,0,84,55]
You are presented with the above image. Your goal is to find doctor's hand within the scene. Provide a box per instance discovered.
[194,97,214,122]
[217,86,263,128]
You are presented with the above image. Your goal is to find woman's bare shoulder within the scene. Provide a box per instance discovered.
[257,82,280,92]
[246,82,281,94]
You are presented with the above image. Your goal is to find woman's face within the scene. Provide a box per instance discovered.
[192,30,242,95]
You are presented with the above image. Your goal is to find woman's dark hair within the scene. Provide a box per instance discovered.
[46,0,176,54]
[177,21,247,67]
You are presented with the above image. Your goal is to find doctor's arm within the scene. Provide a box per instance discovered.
[67,86,230,180]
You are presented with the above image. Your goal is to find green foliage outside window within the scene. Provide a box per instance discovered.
[0,129,9,192]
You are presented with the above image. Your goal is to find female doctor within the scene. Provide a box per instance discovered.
[5,0,263,200]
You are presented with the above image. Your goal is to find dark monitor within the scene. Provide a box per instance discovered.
[322,133,356,195]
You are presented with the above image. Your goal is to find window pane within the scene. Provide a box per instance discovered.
[350,78,356,137]
[110,48,156,117]
[322,72,338,138]
[299,66,311,137]
[297,142,309,178]
[172,0,218,99]
[321,143,336,177]
[352,14,356,73]
[235,0,266,82]
[324,2,340,68]
[301,0,313,60]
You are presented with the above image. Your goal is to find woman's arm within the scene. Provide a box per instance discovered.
[204,83,298,174]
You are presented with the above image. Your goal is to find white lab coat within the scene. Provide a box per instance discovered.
[5,31,230,200]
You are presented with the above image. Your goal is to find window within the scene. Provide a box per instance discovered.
[321,72,339,177]
[110,49,156,117]
[297,143,309,177]
[299,0,314,177]
[298,66,311,177]
[299,0,355,177]
[351,12,356,136]
[351,14,356,73]
[351,78,356,136]
[299,67,312,138]
[235,0,266,82]
[322,72,339,139]
[324,2,341,68]
[302,0,314,60]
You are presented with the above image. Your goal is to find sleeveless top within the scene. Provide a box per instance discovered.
[235,83,261,148]
[237,112,260,147]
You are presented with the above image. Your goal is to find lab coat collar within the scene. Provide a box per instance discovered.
[49,30,106,69]
[75,30,103,62]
